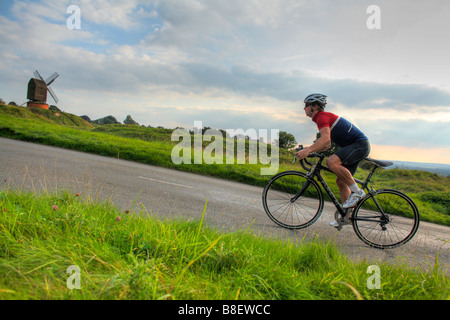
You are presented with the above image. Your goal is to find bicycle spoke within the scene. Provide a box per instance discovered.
[262,172,323,229]
[352,190,419,249]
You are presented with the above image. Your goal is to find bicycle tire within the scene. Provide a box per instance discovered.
[262,171,324,229]
[352,189,420,249]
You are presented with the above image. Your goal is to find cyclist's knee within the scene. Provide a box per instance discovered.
[327,155,341,170]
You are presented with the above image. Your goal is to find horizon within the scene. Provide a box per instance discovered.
[1,102,450,169]
[388,160,450,169]
[0,1,449,165]
[63,110,450,168]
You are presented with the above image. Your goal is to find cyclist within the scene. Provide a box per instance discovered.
[295,93,371,227]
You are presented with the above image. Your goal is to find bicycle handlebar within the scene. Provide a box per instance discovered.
[293,145,324,172]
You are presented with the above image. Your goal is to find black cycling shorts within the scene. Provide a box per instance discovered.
[335,139,371,175]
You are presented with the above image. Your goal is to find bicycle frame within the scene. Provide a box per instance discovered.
[301,154,388,222]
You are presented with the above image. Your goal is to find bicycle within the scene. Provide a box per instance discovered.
[262,146,420,249]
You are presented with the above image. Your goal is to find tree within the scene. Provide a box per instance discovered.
[49,105,61,112]
[124,115,139,125]
[92,115,120,125]
[278,131,297,149]
[80,115,91,122]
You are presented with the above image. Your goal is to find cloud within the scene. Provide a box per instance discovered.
[1,0,449,164]
[359,118,449,148]
[370,144,450,164]
[11,0,67,22]
[77,0,158,30]
[1,3,94,51]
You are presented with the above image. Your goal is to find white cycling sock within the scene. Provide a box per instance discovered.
[349,183,360,193]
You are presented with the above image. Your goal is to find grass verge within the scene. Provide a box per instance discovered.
[0,189,448,300]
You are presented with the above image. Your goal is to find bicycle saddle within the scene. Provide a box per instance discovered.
[364,158,393,168]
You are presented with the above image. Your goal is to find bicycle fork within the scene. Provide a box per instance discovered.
[364,191,391,228]
[290,180,311,203]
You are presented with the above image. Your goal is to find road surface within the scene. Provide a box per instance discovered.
[1,137,449,272]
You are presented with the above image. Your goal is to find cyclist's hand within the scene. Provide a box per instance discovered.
[295,148,310,160]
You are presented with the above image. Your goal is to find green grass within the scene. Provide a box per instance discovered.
[0,189,448,300]
[0,104,449,226]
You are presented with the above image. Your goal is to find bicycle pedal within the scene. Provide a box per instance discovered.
[337,219,350,229]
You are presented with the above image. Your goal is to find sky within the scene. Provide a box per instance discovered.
[0,0,449,165]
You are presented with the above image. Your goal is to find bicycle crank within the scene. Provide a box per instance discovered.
[334,210,351,231]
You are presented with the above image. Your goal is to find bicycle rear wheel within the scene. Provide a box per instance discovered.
[352,189,420,249]
[262,171,323,229]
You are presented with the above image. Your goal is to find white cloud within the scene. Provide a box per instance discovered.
[0,0,449,164]
[3,3,94,50]
[78,0,146,29]
[11,0,67,22]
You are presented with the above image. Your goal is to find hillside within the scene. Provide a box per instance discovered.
[390,161,450,177]
[0,103,449,226]
[0,104,93,128]
[92,124,174,143]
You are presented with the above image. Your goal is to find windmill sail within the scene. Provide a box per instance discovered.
[47,86,59,104]
[45,72,59,86]
[33,70,59,104]
[34,70,44,81]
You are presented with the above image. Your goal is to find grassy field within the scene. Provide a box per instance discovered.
[1,104,449,226]
[0,189,448,300]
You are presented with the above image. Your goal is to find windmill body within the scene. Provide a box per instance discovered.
[27,70,59,110]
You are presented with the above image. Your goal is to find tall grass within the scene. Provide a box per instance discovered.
[0,189,448,300]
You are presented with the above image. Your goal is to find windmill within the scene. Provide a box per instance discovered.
[27,70,59,110]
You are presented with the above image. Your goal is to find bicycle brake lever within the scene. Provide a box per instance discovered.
[295,145,303,152]
[292,145,303,164]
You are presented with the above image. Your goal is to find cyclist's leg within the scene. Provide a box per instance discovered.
[328,141,370,226]
[331,140,370,193]
[328,157,355,227]
[335,140,371,172]
[327,154,356,202]
[335,176,351,205]
[339,141,370,208]
[330,176,354,228]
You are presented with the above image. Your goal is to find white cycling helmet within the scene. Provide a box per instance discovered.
[304,93,327,107]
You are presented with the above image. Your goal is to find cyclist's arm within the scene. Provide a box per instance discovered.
[296,127,331,159]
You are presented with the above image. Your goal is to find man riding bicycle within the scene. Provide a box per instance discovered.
[295,93,371,227]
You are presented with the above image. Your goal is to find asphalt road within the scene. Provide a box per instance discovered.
[1,137,449,272]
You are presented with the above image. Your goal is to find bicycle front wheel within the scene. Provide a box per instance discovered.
[352,189,420,249]
[262,171,324,229]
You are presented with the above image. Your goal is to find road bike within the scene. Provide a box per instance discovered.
[262,146,420,249]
